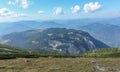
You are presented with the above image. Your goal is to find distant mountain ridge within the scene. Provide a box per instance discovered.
[79,23,120,47]
[0,18,113,35]
[0,17,120,47]
[0,28,109,55]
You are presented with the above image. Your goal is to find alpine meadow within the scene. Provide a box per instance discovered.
[0,0,120,72]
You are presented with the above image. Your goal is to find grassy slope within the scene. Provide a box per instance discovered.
[0,44,120,58]
[0,44,39,59]
[0,46,120,72]
[0,44,73,59]
[82,48,120,58]
[0,44,30,54]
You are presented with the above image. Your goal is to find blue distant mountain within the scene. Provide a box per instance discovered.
[0,17,120,47]
[0,18,103,35]
[79,23,120,47]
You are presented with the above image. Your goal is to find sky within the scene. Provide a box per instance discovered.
[0,0,120,22]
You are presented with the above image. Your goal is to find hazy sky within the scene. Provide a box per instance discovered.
[0,0,120,22]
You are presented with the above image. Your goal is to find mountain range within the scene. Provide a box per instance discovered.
[0,28,109,55]
[0,17,120,47]
[79,23,120,47]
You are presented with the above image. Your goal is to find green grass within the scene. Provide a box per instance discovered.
[0,44,31,54]
[0,46,120,72]
[0,46,120,59]
[82,48,120,58]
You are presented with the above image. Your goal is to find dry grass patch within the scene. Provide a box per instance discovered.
[0,58,119,72]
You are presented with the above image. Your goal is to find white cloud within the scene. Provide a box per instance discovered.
[8,0,19,5]
[21,0,29,9]
[8,0,31,9]
[8,1,15,5]
[0,8,26,18]
[84,2,102,13]
[38,10,44,14]
[71,5,81,13]
[54,7,64,15]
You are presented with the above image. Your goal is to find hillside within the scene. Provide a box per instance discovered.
[0,28,109,55]
[0,44,30,54]
[82,48,120,58]
[79,23,120,47]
